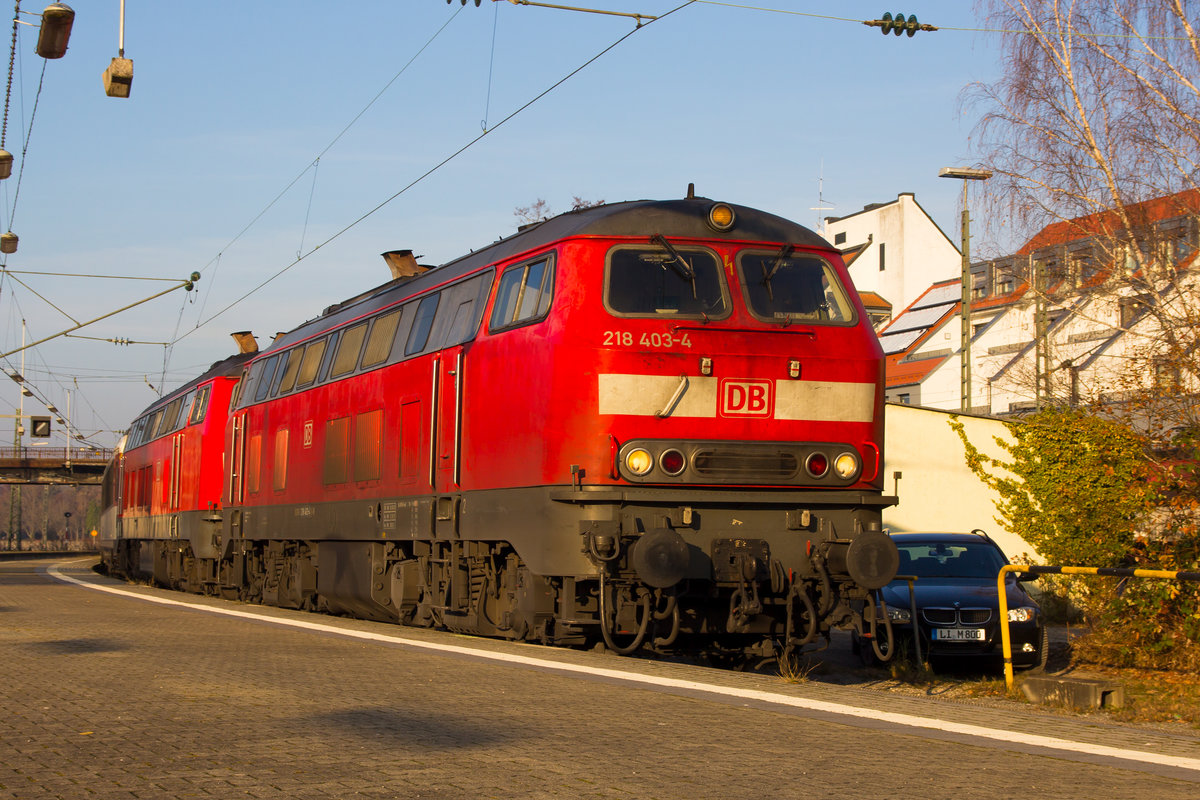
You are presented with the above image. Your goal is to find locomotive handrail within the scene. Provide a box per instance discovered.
[997,564,1200,690]
[654,374,689,418]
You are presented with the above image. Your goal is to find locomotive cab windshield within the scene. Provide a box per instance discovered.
[739,250,856,325]
[604,244,728,318]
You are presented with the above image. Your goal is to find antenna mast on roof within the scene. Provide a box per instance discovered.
[810,161,834,233]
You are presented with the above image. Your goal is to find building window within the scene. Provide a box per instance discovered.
[897,393,911,404]
[834,231,846,245]
[878,243,886,272]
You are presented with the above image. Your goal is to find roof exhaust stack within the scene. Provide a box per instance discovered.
[231,331,259,354]
[382,249,429,280]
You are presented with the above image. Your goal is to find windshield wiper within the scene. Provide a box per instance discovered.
[760,243,794,303]
[651,233,698,299]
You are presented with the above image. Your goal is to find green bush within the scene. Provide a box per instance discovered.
[952,409,1200,671]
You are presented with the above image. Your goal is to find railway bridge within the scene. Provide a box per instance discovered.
[0,446,111,485]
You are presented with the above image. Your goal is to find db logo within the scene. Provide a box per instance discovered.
[719,379,773,418]
[303,420,314,449]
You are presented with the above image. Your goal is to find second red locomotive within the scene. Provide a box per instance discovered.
[100,193,899,660]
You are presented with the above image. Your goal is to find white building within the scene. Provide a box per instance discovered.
[824,192,962,319]
[878,190,1200,415]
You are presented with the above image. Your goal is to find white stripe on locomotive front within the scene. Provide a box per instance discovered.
[597,373,875,422]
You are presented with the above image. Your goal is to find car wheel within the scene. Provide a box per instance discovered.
[1033,625,1050,673]
[1018,626,1050,673]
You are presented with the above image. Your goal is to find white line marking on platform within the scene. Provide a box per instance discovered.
[48,563,1200,774]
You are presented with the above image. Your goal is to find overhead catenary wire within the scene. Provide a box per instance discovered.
[191,5,468,322]
[692,1,1198,40]
[5,54,43,233]
[481,0,500,132]
[0,268,188,281]
[178,1,699,342]
[1,275,200,360]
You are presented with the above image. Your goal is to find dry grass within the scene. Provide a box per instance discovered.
[776,651,820,683]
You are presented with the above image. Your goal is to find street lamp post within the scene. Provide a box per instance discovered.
[939,167,992,412]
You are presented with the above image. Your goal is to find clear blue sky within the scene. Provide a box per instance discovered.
[0,1,1000,447]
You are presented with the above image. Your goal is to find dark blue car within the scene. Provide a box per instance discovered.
[855,531,1047,670]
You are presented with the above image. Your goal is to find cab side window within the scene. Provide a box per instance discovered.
[490,256,554,332]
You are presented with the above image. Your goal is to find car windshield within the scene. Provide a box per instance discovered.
[896,541,1008,580]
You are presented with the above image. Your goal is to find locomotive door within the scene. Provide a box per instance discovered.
[433,348,465,495]
[168,431,184,511]
[229,413,246,506]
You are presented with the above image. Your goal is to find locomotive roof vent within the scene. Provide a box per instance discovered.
[382,249,430,280]
[230,331,258,354]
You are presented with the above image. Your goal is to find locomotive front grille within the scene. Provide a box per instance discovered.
[922,607,991,626]
[692,448,800,481]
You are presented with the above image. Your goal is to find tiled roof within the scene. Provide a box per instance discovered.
[885,353,944,388]
[1017,189,1200,255]
[857,290,891,310]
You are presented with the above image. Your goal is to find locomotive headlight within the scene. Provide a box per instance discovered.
[625,448,654,476]
[833,452,860,480]
[707,203,735,231]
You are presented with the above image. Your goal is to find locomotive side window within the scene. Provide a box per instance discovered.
[144,410,164,443]
[361,309,402,369]
[230,368,249,410]
[490,257,554,331]
[330,322,368,378]
[605,245,728,318]
[405,293,441,356]
[173,392,195,433]
[440,272,492,346]
[274,348,304,395]
[188,386,211,425]
[737,250,856,325]
[127,418,144,448]
[317,332,339,383]
[153,399,181,438]
[296,338,327,388]
[253,356,280,403]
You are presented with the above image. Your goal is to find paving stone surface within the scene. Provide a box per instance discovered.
[3,556,1199,799]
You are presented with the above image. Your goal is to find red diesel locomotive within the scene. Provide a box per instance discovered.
[100,194,899,659]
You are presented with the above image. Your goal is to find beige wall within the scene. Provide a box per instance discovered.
[882,403,1038,561]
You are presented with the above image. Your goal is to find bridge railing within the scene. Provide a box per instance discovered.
[0,447,113,462]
